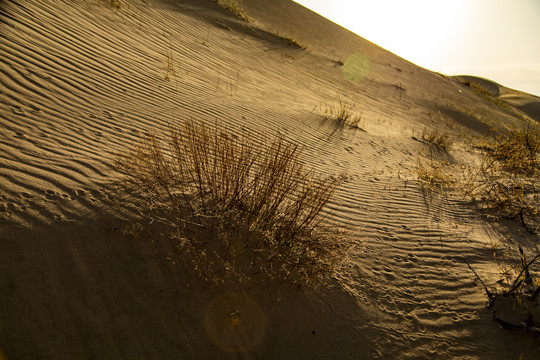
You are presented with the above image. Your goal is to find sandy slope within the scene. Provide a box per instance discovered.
[1,0,539,359]
[453,75,540,123]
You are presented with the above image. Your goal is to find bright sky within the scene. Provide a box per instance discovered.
[293,0,540,96]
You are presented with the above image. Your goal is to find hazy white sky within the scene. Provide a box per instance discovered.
[293,0,540,96]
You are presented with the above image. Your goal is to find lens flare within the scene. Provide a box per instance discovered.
[343,52,370,82]
[204,292,265,353]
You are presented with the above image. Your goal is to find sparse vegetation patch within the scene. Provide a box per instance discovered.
[480,127,539,175]
[323,96,363,129]
[466,247,540,335]
[270,29,308,49]
[417,125,539,233]
[113,120,347,286]
[419,126,453,151]
[98,0,127,10]
[212,0,252,22]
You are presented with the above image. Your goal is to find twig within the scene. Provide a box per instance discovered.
[506,253,540,295]
[465,258,494,300]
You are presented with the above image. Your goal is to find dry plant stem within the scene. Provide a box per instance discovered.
[465,259,494,301]
[418,126,539,232]
[507,253,540,295]
[113,120,344,284]
[324,96,362,128]
[211,0,252,21]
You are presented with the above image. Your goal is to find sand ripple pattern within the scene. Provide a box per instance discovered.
[1,1,537,359]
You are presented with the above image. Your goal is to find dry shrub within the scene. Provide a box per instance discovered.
[212,0,252,21]
[466,247,540,335]
[113,120,346,285]
[98,0,127,10]
[323,96,363,128]
[416,112,453,151]
[462,80,493,97]
[416,126,539,232]
[416,157,455,191]
[420,126,453,150]
[466,127,540,231]
[270,29,308,49]
[482,127,539,175]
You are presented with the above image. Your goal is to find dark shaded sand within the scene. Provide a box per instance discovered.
[1,0,539,358]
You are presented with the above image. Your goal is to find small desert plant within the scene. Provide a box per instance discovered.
[419,126,453,150]
[323,96,362,128]
[466,247,540,335]
[212,0,252,21]
[481,126,539,175]
[416,150,455,191]
[417,113,453,150]
[415,125,539,231]
[271,30,308,49]
[113,120,346,285]
[465,127,540,231]
[164,40,178,85]
[462,80,493,97]
[99,0,127,10]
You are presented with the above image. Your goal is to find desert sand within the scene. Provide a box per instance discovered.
[1,0,539,359]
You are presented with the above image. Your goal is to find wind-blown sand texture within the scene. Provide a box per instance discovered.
[1,0,539,358]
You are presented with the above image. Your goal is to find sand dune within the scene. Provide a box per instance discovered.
[1,0,539,359]
[453,75,540,123]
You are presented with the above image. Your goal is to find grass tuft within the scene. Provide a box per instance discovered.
[98,0,127,10]
[481,126,539,175]
[420,126,453,151]
[270,29,308,49]
[113,120,347,285]
[323,96,363,128]
[212,0,252,21]
[417,125,539,232]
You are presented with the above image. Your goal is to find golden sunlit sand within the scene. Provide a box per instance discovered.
[1,0,539,359]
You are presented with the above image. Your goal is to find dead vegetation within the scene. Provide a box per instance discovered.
[322,96,363,129]
[416,149,455,192]
[467,126,540,232]
[417,125,539,233]
[460,79,531,122]
[98,0,127,10]
[270,29,308,49]
[211,0,252,22]
[418,123,540,333]
[113,120,347,286]
[466,246,540,335]
[419,126,453,151]
[479,127,539,175]
[415,112,454,151]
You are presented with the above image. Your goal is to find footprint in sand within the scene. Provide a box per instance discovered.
[44,189,63,200]
[90,189,101,198]
[11,105,24,115]
[20,192,33,199]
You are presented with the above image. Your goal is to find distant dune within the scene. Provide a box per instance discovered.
[453,75,540,123]
[1,1,539,359]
